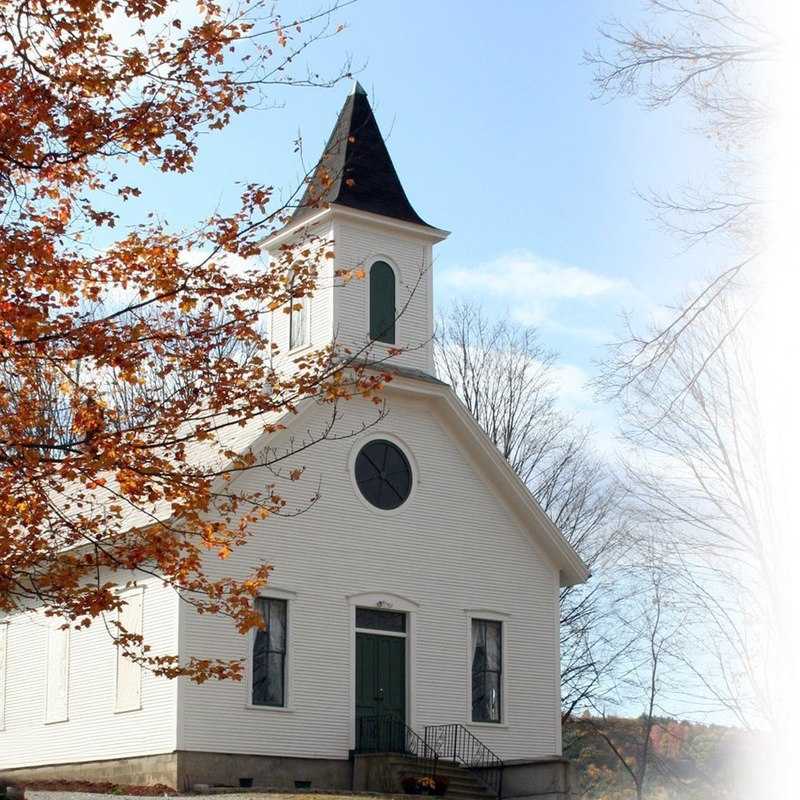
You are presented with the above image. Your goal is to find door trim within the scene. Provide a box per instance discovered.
[347,592,418,750]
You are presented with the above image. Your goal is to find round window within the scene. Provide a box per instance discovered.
[355,439,412,510]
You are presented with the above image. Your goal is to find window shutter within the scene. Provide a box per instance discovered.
[45,622,69,723]
[369,262,396,344]
[115,589,143,712]
[0,623,7,730]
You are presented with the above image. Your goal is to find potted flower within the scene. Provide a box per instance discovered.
[401,776,448,797]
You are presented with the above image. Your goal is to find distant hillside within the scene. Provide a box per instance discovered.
[563,715,753,799]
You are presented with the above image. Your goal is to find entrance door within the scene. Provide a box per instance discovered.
[355,631,406,750]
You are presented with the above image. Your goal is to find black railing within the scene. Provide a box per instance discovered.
[424,723,504,798]
[356,714,440,779]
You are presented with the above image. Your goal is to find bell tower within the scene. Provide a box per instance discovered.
[264,82,448,377]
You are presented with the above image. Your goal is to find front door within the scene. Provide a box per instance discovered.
[355,631,406,750]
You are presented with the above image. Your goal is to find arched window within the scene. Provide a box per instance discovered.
[369,261,395,344]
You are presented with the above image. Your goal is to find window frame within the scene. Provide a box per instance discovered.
[464,610,509,729]
[368,259,397,345]
[348,432,418,517]
[246,588,295,712]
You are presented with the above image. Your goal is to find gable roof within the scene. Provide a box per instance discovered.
[292,82,434,228]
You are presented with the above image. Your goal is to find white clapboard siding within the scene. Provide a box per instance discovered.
[0,577,178,770]
[177,390,562,762]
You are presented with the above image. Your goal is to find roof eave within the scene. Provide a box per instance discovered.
[257,207,334,252]
[331,204,450,243]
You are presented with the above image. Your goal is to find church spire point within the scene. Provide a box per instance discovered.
[350,79,367,96]
[291,82,435,228]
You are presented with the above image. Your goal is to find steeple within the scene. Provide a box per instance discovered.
[293,81,433,228]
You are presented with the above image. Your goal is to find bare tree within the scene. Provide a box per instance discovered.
[435,302,624,718]
[573,562,686,800]
[599,294,770,729]
[586,0,773,396]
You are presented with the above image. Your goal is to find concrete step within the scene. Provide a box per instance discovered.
[386,755,497,800]
[447,791,496,800]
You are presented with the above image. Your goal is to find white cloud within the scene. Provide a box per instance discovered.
[437,250,645,345]
[440,250,631,301]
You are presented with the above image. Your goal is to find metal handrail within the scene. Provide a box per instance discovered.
[423,723,504,798]
[356,713,441,780]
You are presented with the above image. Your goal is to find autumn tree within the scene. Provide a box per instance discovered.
[0,0,388,681]
[434,302,626,719]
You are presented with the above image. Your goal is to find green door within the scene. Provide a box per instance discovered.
[356,632,406,751]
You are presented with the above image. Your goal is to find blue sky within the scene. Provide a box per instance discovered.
[121,0,725,447]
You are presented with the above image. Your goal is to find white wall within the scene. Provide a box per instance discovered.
[177,389,561,762]
[0,576,179,770]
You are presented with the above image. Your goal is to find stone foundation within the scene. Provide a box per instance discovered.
[1,752,573,798]
[178,752,352,793]
[0,753,179,790]
[494,758,575,799]
[0,752,352,794]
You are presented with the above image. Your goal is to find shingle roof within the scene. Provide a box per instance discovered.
[292,82,433,228]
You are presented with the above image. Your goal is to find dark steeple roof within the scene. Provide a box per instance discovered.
[292,82,433,228]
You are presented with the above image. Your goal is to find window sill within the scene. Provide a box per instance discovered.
[245,703,294,713]
[113,705,142,715]
[288,342,312,357]
[467,720,509,730]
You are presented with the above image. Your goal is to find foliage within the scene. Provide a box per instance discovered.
[565,715,749,800]
[0,0,377,682]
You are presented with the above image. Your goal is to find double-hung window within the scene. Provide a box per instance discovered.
[471,618,502,723]
[252,597,287,707]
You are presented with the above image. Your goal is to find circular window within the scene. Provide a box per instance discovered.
[355,439,412,510]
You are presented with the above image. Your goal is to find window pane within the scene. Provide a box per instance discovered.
[356,607,406,632]
[264,652,285,706]
[252,598,287,707]
[485,620,502,671]
[471,619,502,723]
[484,671,501,722]
[268,598,287,651]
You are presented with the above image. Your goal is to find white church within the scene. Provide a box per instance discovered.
[0,84,587,800]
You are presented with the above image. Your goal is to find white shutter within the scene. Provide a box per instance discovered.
[0,622,7,730]
[45,622,69,723]
[115,588,143,713]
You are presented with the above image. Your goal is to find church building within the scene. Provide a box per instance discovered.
[0,84,587,800]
